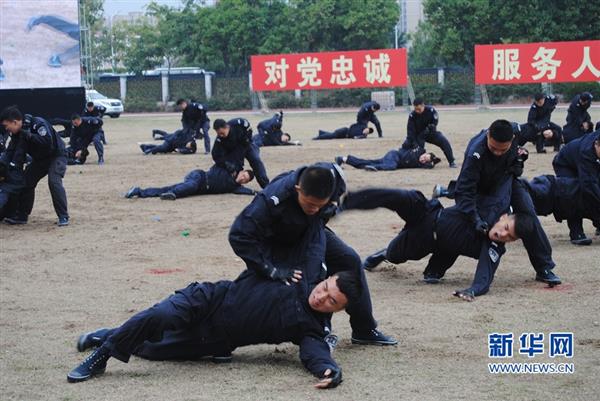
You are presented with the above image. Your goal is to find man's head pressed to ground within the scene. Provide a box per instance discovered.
[309,271,362,313]
[488,213,535,243]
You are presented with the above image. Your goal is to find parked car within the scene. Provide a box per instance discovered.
[85,89,124,118]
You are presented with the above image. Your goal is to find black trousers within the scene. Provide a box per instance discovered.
[552,165,598,238]
[16,156,68,219]
[324,228,377,332]
[423,131,454,164]
[138,170,205,198]
[102,282,230,363]
[521,123,562,151]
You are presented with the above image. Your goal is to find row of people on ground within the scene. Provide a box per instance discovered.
[67,122,599,385]
[1,102,598,389]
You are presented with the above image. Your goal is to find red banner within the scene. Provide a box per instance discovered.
[251,49,407,91]
[475,40,600,84]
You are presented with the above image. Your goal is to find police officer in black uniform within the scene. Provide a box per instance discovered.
[72,114,104,164]
[176,99,210,154]
[140,128,197,155]
[562,92,594,144]
[335,147,441,171]
[313,124,374,140]
[253,111,298,146]
[0,128,26,218]
[229,163,396,345]
[523,175,600,234]
[346,187,537,301]
[125,165,256,200]
[0,106,69,226]
[212,118,269,189]
[403,98,456,167]
[356,101,383,137]
[521,93,562,153]
[552,130,600,244]
[83,101,107,145]
[452,119,560,284]
[67,269,361,389]
[68,114,104,165]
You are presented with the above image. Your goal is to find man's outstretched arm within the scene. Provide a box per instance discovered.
[299,336,342,389]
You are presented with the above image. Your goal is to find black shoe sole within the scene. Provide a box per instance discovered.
[211,355,233,364]
[351,338,398,346]
[67,367,106,383]
[570,239,592,246]
[535,276,562,285]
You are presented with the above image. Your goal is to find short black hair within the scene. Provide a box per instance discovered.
[187,141,197,151]
[430,153,442,165]
[488,119,514,143]
[413,98,424,106]
[71,113,81,121]
[298,165,335,200]
[0,106,23,122]
[534,93,545,101]
[513,213,535,239]
[335,271,362,305]
[213,118,227,130]
[580,92,593,102]
[372,102,380,110]
[282,133,291,141]
[367,127,374,133]
[245,169,255,181]
[86,101,94,107]
[176,98,187,106]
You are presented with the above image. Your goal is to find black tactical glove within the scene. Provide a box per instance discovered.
[474,218,489,236]
[268,266,297,284]
[321,368,343,389]
[319,203,339,220]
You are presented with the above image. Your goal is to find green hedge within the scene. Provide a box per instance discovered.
[123,98,162,113]
[94,80,120,99]
[552,82,600,101]
[170,78,206,102]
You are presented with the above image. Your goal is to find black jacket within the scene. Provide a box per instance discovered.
[356,101,382,137]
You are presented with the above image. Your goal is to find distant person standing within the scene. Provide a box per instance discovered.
[176,99,210,154]
[356,101,383,137]
[0,106,69,226]
[402,98,456,167]
[562,92,594,144]
[83,101,107,145]
[521,93,562,153]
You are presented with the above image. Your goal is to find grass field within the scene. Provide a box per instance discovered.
[1,107,599,401]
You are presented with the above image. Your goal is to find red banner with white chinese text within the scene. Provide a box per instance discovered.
[250,49,407,91]
[475,40,600,84]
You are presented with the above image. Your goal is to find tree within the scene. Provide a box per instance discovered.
[410,0,600,68]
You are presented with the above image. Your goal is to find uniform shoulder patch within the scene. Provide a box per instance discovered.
[472,152,481,159]
[37,125,47,136]
[488,246,499,263]
[270,195,280,205]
